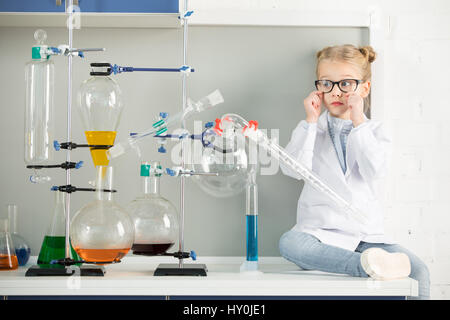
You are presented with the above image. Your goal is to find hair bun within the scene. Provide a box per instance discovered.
[359,46,376,63]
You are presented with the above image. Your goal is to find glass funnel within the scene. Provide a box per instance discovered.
[78,74,123,167]
[127,161,179,255]
[6,204,31,266]
[70,166,134,264]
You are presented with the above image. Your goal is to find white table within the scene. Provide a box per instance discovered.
[0,256,418,299]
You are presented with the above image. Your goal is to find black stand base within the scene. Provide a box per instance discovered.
[79,265,106,276]
[25,264,106,277]
[154,263,208,276]
[25,264,76,277]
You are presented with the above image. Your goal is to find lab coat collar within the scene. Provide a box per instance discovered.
[317,111,329,132]
[317,110,369,131]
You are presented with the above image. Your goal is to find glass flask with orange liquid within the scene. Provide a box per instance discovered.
[70,166,134,264]
[78,72,123,167]
[7,204,31,266]
[0,218,18,270]
[126,161,179,256]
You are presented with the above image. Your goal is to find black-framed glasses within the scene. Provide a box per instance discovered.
[314,79,363,93]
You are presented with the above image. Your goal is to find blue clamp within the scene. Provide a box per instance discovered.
[49,47,61,54]
[166,168,176,176]
[184,10,194,17]
[112,64,120,75]
[158,145,166,153]
[159,112,169,119]
[179,65,189,71]
[78,51,84,58]
[190,250,197,261]
[53,140,61,151]
[129,132,138,137]
[179,133,189,140]
[50,186,59,191]
[205,122,214,129]
[75,161,84,169]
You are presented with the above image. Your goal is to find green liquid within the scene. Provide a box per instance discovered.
[37,236,81,267]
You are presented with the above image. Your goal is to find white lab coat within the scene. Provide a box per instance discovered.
[281,111,394,251]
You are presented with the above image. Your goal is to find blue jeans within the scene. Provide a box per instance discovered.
[279,229,430,300]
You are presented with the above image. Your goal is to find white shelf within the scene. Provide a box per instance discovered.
[0,12,181,28]
[0,256,418,297]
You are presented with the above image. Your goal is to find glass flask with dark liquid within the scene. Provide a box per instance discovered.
[127,161,179,256]
[70,166,134,264]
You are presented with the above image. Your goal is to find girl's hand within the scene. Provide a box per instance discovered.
[304,91,323,123]
[345,92,365,127]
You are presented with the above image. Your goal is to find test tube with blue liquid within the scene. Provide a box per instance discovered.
[240,165,261,273]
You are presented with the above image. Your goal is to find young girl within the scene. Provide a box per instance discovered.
[279,44,430,300]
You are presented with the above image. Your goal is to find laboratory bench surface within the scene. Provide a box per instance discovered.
[0,256,418,299]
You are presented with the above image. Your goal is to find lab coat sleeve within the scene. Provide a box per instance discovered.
[280,120,317,180]
[349,121,391,182]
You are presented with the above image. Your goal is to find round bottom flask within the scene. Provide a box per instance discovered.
[192,131,250,198]
[70,166,134,264]
[127,161,179,256]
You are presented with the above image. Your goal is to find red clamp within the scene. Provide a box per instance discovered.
[242,120,259,134]
[213,118,223,136]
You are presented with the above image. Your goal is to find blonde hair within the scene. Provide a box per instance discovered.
[316,44,377,115]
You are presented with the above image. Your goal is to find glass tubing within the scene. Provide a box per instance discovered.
[220,114,369,225]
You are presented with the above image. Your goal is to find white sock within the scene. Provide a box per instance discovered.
[360,248,411,280]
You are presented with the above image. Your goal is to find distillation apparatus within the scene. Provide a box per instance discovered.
[25,0,220,277]
[24,0,113,276]
[22,0,368,277]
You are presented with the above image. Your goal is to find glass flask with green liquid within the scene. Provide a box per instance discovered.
[37,191,80,267]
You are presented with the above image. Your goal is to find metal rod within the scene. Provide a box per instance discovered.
[68,48,105,53]
[179,0,189,269]
[65,0,74,259]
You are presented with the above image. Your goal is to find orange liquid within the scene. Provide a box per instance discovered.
[75,248,130,265]
[84,131,117,166]
[0,254,19,270]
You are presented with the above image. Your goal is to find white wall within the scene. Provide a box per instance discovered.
[188,0,450,300]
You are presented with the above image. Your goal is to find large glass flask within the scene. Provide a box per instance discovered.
[191,131,250,198]
[70,166,134,263]
[6,204,31,266]
[37,191,80,266]
[127,162,179,255]
[24,29,55,166]
[78,74,123,167]
[0,218,18,270]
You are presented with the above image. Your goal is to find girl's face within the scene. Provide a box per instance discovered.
[317,59,371,119]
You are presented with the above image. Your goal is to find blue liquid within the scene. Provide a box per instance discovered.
[246,215,258,261]
[15,247,31,266]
